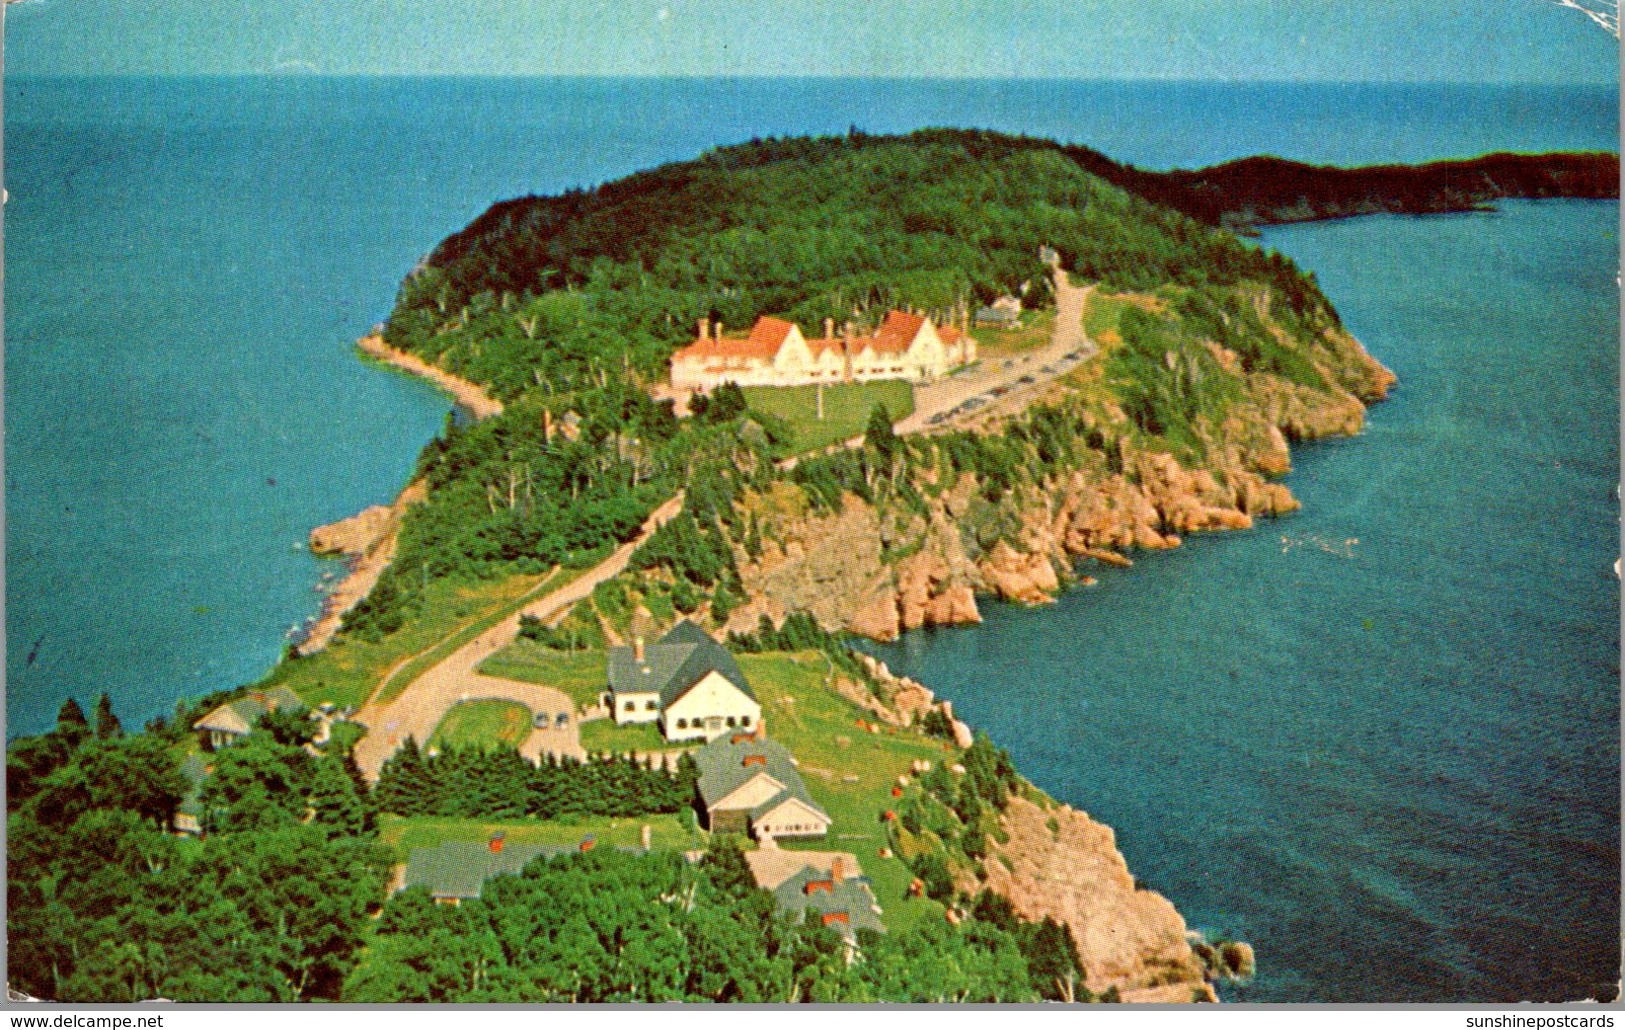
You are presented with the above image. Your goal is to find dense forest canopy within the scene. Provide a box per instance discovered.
[383,129,1341,389]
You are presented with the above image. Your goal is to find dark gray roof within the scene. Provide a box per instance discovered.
[692,734,827,829]
[403,841,563,899]
[771,866,886,941]
[607,620,754,708]
[403,838,651,899]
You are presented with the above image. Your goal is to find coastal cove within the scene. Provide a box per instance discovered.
[864,199,1621,1002]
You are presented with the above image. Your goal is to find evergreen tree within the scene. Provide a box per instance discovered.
[308,755,369,839]
[56,697,91,747]
[93,693,123,739]
[864,403,900,464]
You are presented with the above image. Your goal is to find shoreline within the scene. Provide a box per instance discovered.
[296,336,508,656]
[357,333,505,421]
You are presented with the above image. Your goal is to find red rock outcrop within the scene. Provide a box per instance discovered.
[979,797,1216,1003]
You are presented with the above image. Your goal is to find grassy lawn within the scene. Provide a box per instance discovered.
[370,566,591,708]
[378,813,702,860]
[258,570,558,713]
[476,642,607,710]
[739,651,957,935]
[430,699,533,750]
[578,718,702,756]
[744,380,914,454]
[970,309,1055,361]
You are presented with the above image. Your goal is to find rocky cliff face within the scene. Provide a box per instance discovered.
[734,317,1393,644]
[980,797,1216,1003]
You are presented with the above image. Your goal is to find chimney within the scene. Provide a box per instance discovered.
[641,824,652,852]
[743,754,767,768]
[488,831,505,854]
[824,317,835,340]
[831,856,845,881]
[634,636,645,663]
[697,317,709,341]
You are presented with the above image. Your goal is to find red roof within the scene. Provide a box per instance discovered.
[939,324,964,346]
[872,310,927,354]
[673,316,794,362]
[748,317,797,349]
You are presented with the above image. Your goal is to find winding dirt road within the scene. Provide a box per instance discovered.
[351,492,684,780]
[347,262,1094,779]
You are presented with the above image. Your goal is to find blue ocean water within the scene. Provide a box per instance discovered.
[868,199,1621,1001]
[5,76,1618,1000]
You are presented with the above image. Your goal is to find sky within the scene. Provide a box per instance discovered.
[3,0,1619,82]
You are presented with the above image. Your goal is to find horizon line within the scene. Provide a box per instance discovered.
[6,71,1619,89]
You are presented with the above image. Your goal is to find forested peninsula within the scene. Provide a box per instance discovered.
[1066,148,1619,230]
[17,128,1602,1003]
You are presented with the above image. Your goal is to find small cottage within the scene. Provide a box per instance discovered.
[693,732,831,842]
[192,687,304,750]
[400,833,635,905]
[769,857,885,945]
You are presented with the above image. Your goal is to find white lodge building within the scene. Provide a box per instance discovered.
[605,621,762,743]
[670,310,976,391]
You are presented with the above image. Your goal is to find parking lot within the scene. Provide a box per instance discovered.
[895,277,1098,436]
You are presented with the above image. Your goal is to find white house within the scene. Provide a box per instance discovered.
[605,621,762,743]
[670,311,975,392]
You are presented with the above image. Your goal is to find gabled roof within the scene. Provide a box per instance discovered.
[607,620,755,708]
[751,792,831,823]
[747,317,797,349]
[673,316,796,362]
[693,734,827,832]
[193,687,304,735]
[771,866,886,940]
[872,310,928,354]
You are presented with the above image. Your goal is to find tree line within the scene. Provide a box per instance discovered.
[373,739,700,821]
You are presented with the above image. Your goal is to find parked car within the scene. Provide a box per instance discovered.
[1017,375,1036,385]
[990,386,1010,398]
